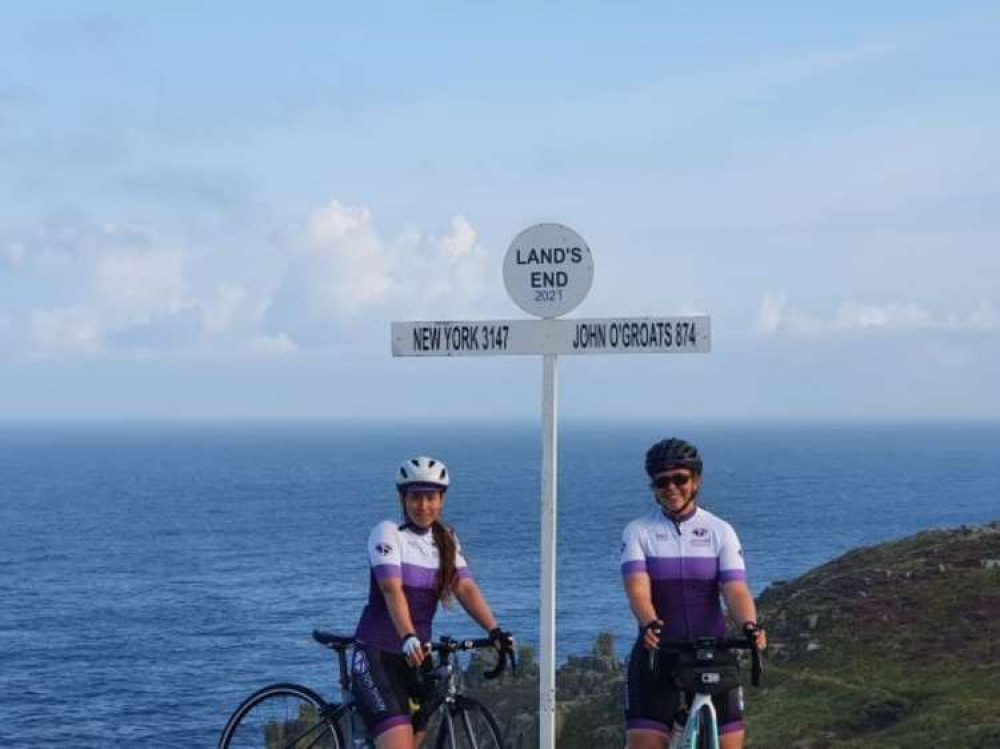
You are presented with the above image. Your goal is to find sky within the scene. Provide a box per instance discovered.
[1,2,998,421]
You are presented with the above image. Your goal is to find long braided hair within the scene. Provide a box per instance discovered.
[431,520,458,605]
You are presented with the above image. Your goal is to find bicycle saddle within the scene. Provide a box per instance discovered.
[312,630,356,649]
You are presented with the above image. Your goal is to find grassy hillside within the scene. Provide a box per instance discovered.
[467,521,1000,748]
[748,521,1000,748]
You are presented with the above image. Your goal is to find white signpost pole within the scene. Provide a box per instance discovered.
[539,352,558,741]
[390,223,711,749]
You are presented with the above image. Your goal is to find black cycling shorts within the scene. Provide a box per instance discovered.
[624,638,746,738]
[350,644,437,738]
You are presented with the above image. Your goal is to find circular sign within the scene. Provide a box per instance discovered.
[503,223,594,318]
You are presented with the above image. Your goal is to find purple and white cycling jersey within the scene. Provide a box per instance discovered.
[355,520,471,652]
[621,507,747,640]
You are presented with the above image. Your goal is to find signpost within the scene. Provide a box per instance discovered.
[391,223,711,749]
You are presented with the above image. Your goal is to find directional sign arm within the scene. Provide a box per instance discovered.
[391,317,711,357]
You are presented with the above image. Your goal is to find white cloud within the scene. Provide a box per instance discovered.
[9,202,492,358]
[755,293,786,335]
[275,200,492,328]
[31,306,103,355]
[202,282,249,335]
[394,213,491,318]
[96,247,190,325]
[300,200,395,317]
[757,294,1000,336]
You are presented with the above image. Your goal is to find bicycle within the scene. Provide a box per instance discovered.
[648,632,763,749]
[218,630,515,749]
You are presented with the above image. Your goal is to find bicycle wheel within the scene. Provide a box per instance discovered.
[431,696,504,749]
[218,682,343,749]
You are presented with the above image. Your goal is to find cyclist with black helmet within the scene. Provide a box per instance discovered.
[621,439,767,749]
[351,456,514,749]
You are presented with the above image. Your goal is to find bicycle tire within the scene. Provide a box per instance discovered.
[218,682,344,749]
[431,696,504,749]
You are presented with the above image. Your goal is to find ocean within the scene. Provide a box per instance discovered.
[1,421,998,747]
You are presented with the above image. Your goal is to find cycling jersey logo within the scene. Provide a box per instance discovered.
[374,542,393,556]
[693,527,709,538]
[352,650,369,674]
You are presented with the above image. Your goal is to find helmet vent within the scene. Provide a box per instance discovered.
[396,456,451,490]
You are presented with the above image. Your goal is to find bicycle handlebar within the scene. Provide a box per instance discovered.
[430,635,518,679]
[311,630,517,679]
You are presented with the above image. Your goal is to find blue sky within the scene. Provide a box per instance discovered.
[1,2,998,420]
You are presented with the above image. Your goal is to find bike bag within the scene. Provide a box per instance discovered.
[672,649,740,695]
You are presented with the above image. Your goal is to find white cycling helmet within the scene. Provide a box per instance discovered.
[396,456,450,492]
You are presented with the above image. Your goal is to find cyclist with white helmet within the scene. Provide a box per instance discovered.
[622,439,767,749]
[351,456,514,749]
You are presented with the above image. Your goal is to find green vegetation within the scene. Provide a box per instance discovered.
[467,521,1000,748]
[748,521,1000,748]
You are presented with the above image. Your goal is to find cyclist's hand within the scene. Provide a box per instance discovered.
[489,627,515,654]
[743,621,767,651]
[402,634,428,666]
[642,620,663,650]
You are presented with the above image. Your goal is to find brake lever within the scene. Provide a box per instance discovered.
[483,647,508,680]
[745,627,763,687]
[646,624,662,674]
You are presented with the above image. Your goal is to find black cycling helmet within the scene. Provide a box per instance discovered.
[644,438,703,477]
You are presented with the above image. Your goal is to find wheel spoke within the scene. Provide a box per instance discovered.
[460,708,480,749]
[431,699,502,749]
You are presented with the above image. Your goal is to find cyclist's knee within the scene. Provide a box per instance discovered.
[626,728,670,749]
[719,728,745,749]
[374,722,415,749]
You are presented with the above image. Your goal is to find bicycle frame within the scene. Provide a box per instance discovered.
[675,693,719,749]
[314,631,510,748]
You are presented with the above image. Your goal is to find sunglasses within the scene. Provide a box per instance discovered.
[651,473,694,489]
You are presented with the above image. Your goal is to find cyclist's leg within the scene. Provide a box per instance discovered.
[375,724,416,749]
[714,685,746,749]
[624,638,680,749]
[627,729,670,749]
[351,645,417,749]
[719,730,744,749]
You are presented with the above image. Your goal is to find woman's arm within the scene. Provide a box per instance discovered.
[454,577,499,632]
[377,577,427,664]
[625,573,662,649]
[720,580,756,627]
[721,581,767,649]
